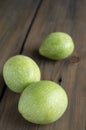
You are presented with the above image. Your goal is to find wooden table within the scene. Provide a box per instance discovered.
[0,0,86,130]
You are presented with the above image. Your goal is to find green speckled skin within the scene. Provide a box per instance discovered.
[3,55,41,93]
[18,81,68,124]
[39,32,74,60]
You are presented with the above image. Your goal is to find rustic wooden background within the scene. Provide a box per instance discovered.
[0,0,86,130]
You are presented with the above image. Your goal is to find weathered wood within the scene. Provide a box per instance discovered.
[0,0,86,130]
[0,0,41,97]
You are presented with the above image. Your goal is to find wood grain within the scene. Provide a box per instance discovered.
[0,0,41,97]
[0,0,86,130]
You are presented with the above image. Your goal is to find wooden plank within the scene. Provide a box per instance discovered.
[0,0,86,130]
[0,0,41,97]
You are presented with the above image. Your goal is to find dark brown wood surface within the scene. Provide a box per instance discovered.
[0,0,86,130]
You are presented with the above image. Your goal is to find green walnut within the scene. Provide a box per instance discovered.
[18,80,68,124]
[39,32,74,60]
[3,55,41,93]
